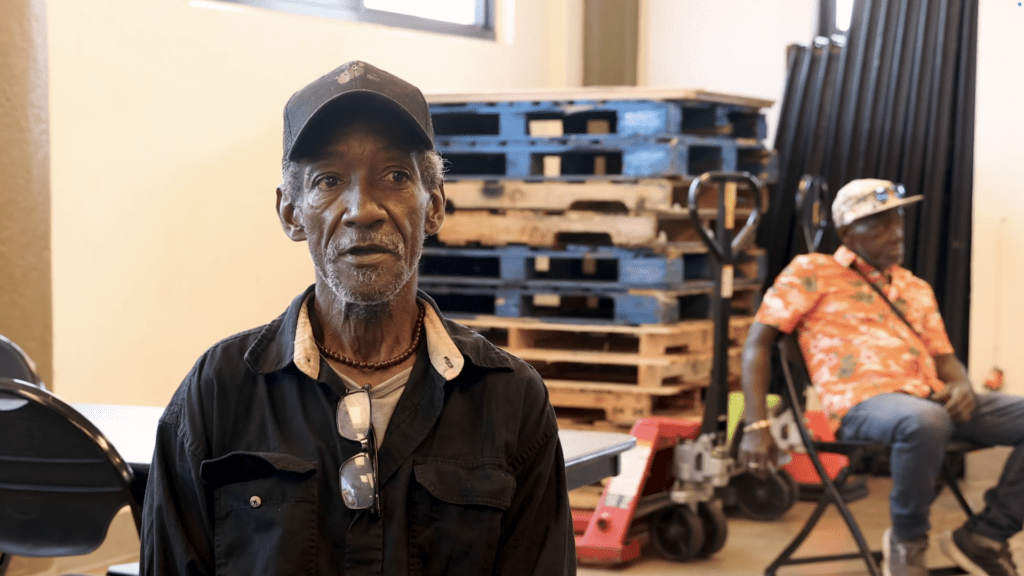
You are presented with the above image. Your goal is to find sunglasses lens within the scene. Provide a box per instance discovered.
[340,453,376,510]
[337,390,371,442]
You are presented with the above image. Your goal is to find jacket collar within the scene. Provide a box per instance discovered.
[244,285,512,378]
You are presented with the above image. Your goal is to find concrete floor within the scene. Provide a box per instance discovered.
[578,448,1024,575]
[577,476,1017,575]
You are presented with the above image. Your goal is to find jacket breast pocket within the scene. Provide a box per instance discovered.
[200,451,318,576]
[408,459,516,575]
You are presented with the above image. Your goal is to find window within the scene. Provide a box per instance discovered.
[215,0,494,39]
[818,0,855,38]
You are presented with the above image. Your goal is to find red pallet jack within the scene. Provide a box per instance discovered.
[574,172,768,565]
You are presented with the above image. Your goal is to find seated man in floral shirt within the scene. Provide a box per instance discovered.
[739,178,1024,576]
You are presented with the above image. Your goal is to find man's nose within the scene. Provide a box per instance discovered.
[340,177,385,227]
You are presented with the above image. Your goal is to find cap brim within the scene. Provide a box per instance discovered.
[287,91,432,160]
[842,194,924,227]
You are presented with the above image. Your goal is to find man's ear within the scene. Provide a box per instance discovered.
[424,182,446,236]
[276,187,306,242]
[835,223,850,247]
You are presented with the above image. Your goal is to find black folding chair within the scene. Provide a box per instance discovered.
[765,332,977,576]
[0,334,44,388]
[0,377,143,576]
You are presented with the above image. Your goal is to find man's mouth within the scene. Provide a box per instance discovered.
[343,244,392,257]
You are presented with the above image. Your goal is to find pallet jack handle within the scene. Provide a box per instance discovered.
[687,172,764,438]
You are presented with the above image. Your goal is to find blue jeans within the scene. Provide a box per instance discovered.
[838,391,1024,542]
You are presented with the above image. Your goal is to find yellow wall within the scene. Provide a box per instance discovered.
[47,0,582,406]
[43,0,1024,408]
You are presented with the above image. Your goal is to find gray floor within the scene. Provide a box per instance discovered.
[579,454,1024,575]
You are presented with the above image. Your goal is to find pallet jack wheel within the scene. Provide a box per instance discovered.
[779,468,800,503]
[732,469,797,521]
[650,504,705,562]
[697,499,728,557]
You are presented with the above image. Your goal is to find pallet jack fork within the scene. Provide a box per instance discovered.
[574,172,765,565]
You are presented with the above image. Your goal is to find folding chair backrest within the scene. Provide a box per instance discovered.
[777,332,811,412]
[0,335,43,387]
[0,378,141,557]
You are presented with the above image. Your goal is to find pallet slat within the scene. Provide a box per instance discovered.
[426,86,774,108]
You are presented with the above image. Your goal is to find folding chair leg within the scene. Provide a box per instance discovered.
[765,448,882,576]
[942,458,975,517]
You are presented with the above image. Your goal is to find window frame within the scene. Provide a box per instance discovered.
[218,0,495,40]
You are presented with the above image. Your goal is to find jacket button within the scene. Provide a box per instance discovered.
[249,495,262,508]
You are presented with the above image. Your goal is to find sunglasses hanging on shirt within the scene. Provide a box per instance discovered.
[336,387,379,516]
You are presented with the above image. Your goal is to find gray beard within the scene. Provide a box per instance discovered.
[312,233,421,317]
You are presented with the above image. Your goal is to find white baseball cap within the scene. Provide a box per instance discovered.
[831,178,923,228]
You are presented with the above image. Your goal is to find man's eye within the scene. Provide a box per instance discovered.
[314,176,340,190]
[388,170,411,183]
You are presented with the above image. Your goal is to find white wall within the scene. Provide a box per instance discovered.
[47,0,583,406]
[639,0,818,144]
[968,0,1024,394]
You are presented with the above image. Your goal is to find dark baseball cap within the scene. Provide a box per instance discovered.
[282,60,435,160]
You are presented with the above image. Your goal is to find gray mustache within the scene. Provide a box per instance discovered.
[326,233,404,260]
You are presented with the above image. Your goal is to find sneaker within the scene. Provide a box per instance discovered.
[939,526,1019,576]
[883,527,929,576]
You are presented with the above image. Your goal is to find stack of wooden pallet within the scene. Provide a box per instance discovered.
[423,87,776,430]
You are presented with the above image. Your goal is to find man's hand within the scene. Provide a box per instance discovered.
[738,428,781,480]
[932,379,977,423]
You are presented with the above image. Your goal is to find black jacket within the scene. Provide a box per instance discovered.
[141,287,576,575]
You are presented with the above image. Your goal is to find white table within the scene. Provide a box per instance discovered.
[72,404,635,490]
[74,404,164,473]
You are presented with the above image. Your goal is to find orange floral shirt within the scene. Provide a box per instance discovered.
[756,246,954,428]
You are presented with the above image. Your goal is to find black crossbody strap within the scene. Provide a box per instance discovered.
[849,263,921,338]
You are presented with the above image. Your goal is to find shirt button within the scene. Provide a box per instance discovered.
[249,495,262,508]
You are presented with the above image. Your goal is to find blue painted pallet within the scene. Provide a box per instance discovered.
[434,135,777,181]
[420,280,762,325]
[419,244,707,289]
[430,99,767,141]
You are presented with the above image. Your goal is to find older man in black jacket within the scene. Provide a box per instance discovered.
[140,61,576,575]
